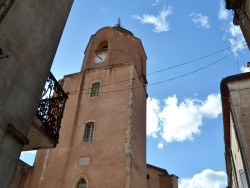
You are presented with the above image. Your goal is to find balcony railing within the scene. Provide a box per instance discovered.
[36,72,68,146]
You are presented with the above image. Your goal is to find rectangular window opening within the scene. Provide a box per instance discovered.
[90,82,100,97]
[83,122,94,142]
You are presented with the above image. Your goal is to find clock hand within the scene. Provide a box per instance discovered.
[98,55,102,60]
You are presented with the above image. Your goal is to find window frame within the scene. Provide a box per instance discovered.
[90,81,101,97]
[73,176,89,188]
[82,122,95,142]
[98,40,108,50]
[77,178,87,188]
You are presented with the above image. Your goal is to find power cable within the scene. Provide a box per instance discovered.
[147,41,245,76]
[69,42,246,95]
[69,49,235,95]
[148,50,234,86]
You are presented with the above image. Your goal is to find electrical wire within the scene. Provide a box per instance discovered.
[147,41,245,76]
[68,41,246,95]
[148,50,235,86]
[68,49,236,96]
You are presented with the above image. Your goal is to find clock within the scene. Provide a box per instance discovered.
[94,53,107,63]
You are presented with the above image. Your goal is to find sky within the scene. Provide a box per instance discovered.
[20,1,250,187]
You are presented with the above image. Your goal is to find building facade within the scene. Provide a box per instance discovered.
[0,1,73,187]
[147,164,178,188]
[224,0,250,185]
[15,25,178,187]
[221,72,250,188]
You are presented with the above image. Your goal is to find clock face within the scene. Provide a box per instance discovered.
[94,53,107,63]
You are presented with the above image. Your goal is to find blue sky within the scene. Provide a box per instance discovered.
[21,1,250,187]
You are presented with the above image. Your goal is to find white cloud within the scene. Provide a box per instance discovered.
[147,97,161,137]
[217,1,246,54]
[190,13,210,29]
[151,0,166,6]
[157,141,164,149]
[227,22,245,53]
[218,1,229,20]
[160,95,203,142]
[152,0,160,6]
[100,8,110,12]
[132,6,173,33]
[179,169,227,188]
[241,65,250,73]
[200,93,222,119]
[147,93,221,143]
[220,20,246,54]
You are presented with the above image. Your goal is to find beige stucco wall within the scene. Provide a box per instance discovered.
[229,116,245,188]
[228,79,250,186]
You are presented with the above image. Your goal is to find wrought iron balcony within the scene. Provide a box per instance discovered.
[23,72,68,151]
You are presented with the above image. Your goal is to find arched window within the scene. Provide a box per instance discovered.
[98,41,108,50]
[83,122,94,142]
[90,82,100,97]
[77,178,87,188]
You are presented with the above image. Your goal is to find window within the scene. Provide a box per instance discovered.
[239,169,247,188]
[90,82,100,97]
[73,176,88,188]
[83,122,94,142]
[77,178,87,188]
[98,41,108,50]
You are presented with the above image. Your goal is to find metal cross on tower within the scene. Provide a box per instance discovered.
[116,18,122,27]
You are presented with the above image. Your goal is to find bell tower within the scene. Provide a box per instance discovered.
[81,25,146,79]
[22,25,148,188]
